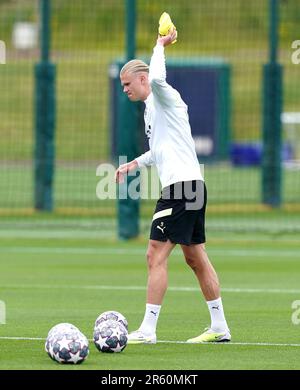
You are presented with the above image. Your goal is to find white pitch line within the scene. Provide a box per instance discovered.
[0,336,300,348]
[0,336,45,341]
[158,340,300,347]
[0,230,114,239]
[1,283,300,294]
[0,246,300,257]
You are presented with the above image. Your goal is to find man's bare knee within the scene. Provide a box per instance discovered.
[184,255,196,270]
[146,240,173,269]
[146,242,162,269]
[182,243,207,271]
[146,248,157,269]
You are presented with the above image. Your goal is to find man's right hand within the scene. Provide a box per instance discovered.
[157,28,177,47]
[115,160,138,183]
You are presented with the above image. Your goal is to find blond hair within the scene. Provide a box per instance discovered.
[120,59,149,76]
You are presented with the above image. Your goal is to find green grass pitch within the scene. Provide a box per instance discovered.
[0,229,300,370]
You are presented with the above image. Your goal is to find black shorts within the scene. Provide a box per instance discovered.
[150,180,207,245]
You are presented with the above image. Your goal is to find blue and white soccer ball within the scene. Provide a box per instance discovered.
[93,319,128,353]
[46,323,79,341]
[45,323,78,359]
[45,323,89,364]
[94,310,128,331]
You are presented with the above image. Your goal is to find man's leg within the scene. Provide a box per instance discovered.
[181,243,231,342]
[181,243,219,300]
[128,239,175,344]
[146,239,175,304]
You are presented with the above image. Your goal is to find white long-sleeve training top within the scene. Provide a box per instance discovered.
[135,44,204,189]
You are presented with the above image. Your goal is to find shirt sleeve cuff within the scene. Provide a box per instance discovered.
[135,151,153,167]
[135,156,146,168]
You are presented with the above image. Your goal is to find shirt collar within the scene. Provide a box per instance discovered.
[144,92,153,106]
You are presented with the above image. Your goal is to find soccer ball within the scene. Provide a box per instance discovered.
[46,323,79,340]
[45,323,79,358]
[94,310,128,330]
[93,319,128,353]
[45,324,89,364]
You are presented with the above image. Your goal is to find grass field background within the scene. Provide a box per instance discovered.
[1,164,299,236]
[0,227,300,370]
[1,0,300,371]
[1,0,299,232]
[1,164,300,208]
[1,0,300,162]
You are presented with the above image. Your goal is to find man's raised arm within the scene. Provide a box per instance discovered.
[149,29,179,106]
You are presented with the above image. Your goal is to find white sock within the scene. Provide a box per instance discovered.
[207,297,229,333]
[138,303,161,336]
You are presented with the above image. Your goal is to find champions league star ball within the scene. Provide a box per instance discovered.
[45,323,79,359]
[94,310,128,331]
[45,323,89,364]
[51,332,89,364]
[46,323,79,341]
[93,319,128,353]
